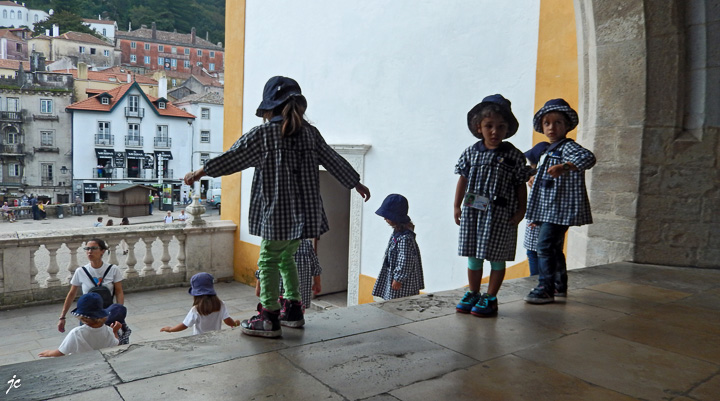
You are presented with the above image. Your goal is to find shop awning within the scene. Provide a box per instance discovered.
[126,149,145,159]
[83,183,98,194]
[95,149,115,159]
[154,150,173,160]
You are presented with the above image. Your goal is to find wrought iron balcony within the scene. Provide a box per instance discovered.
[0,111,22,122]
[125,136,144,147]
[124,107,145,118]
[0,143,24,154]
[95,134,114,146]
[154,137,172,148]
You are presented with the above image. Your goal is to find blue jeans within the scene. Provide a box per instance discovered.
[536,223,568,293]
[527,250,539,276]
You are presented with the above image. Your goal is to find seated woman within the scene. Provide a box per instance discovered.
[57,238,131,343]
[2,201,16,222]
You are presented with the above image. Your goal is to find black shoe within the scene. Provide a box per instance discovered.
[471,294,498,317]
[280,298,305,328]
[524,287,555,304]
[241,303,281,338]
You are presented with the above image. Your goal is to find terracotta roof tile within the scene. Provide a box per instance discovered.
[64,68,157,85]
[116,28,223,50]
[0,59,30,70]
[67,82,195,119]
[58,31,112,47]
[0,1,22,7]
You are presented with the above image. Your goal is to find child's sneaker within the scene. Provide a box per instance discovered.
[524,287,555,304]
[471,294,498,317]
[456,291,482,313]
[240,303,282,338]
[279,298,305,328]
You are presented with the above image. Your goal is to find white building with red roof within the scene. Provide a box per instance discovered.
[67,81,196,202]
[0,1,48,31]
[82,18,117,41]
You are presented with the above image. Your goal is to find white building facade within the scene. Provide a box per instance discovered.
[67,82,195,203]
[82,18,117,42]
[0,1,48,31]
[174,92,223,200]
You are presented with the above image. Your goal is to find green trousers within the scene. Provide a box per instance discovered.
[258,239,301,311]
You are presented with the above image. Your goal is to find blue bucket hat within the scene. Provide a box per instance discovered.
[467,94,519,138]
[375,194,410,224]
[255,76,306,117]
[189,272,216,296]
[71,293,110,319]
[533,98,579,133]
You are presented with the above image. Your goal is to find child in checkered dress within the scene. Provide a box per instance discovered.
[523,141,550,276]
[184,76,370,338]
[523,99,596,304]
[454,95,531,317]
[372,194,424,300]
[254,238,322,313]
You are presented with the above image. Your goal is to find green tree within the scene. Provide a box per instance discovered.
[33,10,102,38]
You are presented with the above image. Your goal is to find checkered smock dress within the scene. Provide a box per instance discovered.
[372,230,424,300]
[456,141,531,261]
[525,138,596,226]
[203,118,361,240]
[254,239,321,309]
[523,221,539,251]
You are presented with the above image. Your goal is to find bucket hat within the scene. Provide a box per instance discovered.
[532,98,579,133]
[189,272,216,296]
[467,94,519,138]
[71,293,110,319]
[375,194,410,224]
[255,76,306,117]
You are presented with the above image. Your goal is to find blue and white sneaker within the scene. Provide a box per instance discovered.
[456,291,482,313]
[471,294,498,317]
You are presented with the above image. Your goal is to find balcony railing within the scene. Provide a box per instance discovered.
[0,111,22,122]
[0,216,237,308]
[123,167,144,179]
[1,175,23,184]
[125,136,144,147]
[125,107,145,118]
[154,137,172,148]
[151,169,173,179]
[41,179,54,186]
[95,134,114,146]
[0,143,24,154]
[92,168,118,178]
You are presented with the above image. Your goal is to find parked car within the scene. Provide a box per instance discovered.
[207,194,221,212]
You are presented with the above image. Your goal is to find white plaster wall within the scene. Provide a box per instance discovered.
[72,87,194,184]
[241,0,540,292]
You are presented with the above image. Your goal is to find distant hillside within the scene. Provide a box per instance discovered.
[25,0,225,45]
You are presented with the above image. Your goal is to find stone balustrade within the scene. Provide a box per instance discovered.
[0,220,237,308]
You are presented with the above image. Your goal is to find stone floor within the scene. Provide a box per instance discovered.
[0,262,718,401]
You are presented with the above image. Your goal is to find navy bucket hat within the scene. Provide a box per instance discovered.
[376,194,410,224]
[189,272,216,296]
[255,76,306,117]
[533,98,579,133]
[467,94,519,138]
[71,293,110,320]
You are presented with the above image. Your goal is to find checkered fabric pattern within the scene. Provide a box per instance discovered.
[525,138,595,226]
[254,239,321,309]
[523,221,540,251]
[372,230,425,300]
[455,141,532,260]
[204,121,360,240]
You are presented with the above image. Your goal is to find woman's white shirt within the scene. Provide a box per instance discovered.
[70,262,123,294]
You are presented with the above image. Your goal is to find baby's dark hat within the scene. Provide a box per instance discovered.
[533,98,579,133]
[256,76,306,117]
[466,94,519,138]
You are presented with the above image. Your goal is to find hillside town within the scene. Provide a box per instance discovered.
[0,1,224,207]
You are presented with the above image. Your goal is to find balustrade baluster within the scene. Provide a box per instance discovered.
[45,243,62,287]
[175,233,187,274]
[30,246,38,287]
[125,239,139,278]
[0,249,4,291]
[106,239,121,266]
[159,235,172,274]
[142,237,156,276]
[66,241,83,283]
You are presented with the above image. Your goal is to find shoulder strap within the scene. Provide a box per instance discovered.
[81,266,100,287]
[102,265,115,297]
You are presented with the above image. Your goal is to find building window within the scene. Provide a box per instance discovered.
[200,130,210,143]
[171,79,177,87]
[103,49,110,57]
[2,11,6,18]
[130,54,136,63]
[102,28,107,36]
[184,60,190,68]
[15,43,21,52]
[144,56,151,64]
[201,108,210,119]
[210,51,215,58]
[157,125,168,139]
[8,164,19,177]
[41,131,54,146]
[6,97,19,112]
[128,123,140,139]
[79,46,86,54]
[197,49,202,56]
[41,163,53,184]
[158,101,166,109]
[171,58,177,68]
[209,63,215,71]
[40,99,53,113]
[171,47,177,54]
[159,45,164,52]
[200,153,210,166]
[131,41,136,49]
[128,95,139,112]
[101,97,109,105]
[6,129,18,144]
[158,56,164,65]
[17,11,20,19]
[98,121,111,139]
[91,48,97,54]
[144,43,150,50]
[183,48,189,55]
[34,14,38,22]
[10,10,14,19]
